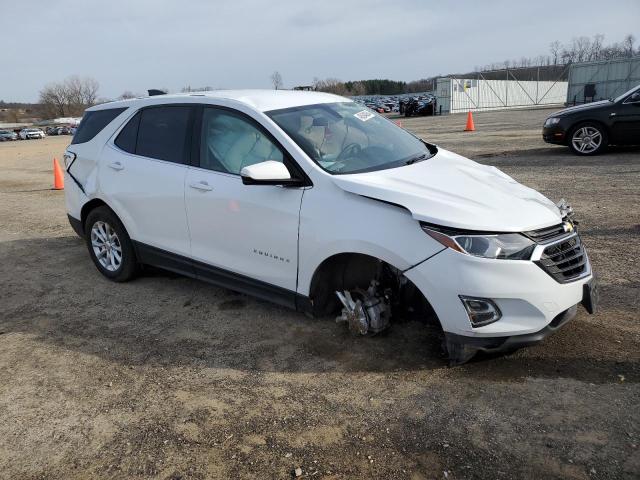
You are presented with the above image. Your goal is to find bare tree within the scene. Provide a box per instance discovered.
[623,34,636,57]
[549,40,561,65]
[349,81,366,96]
[270,71,283,90]
[66,75,98,112]
[589,34,604,61]
[119,91,137,100]
[38,76,100,118]
[7,110,19,123]
[39,83,68,118]
[312,78,348,95]
[574,36,592,62]
[84,78,99,105]
[181,85,214,93]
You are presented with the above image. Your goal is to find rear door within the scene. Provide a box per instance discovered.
[101,105,194,258]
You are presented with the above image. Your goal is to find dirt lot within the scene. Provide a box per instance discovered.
[1,108,638,479]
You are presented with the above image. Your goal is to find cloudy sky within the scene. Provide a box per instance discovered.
[2,0,638,102]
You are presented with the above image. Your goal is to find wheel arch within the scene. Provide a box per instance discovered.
[80,198,134,240]
[308,252,382,305]
[306,251,438,323]
[80,198,109,232]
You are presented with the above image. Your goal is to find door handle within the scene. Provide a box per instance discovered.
[108,161,124,171]
[189,181,213,191]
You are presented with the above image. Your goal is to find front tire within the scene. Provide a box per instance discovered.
[85,206,138,282]
[568,122,607,155]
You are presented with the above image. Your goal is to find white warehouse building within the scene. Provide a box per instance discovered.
[435,76,568,114]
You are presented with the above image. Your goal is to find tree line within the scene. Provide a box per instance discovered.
[314,33,638,96]
[13,33,639,120]
[475,33,637,72]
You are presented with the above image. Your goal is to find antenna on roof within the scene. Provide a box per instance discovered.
[148,89,167,96]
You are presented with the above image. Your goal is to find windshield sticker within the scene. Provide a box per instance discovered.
[354,110,375,122]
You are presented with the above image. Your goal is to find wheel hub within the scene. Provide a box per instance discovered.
[90,221,122,272]
[572,126,602,153]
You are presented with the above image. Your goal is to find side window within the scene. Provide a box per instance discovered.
[114,112,140,153]
[200,108,284,174]
[71,107,127,145]
[136,106,191,163]
[625,91,640,104]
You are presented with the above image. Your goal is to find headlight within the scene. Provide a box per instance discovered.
[544,117,561,127]
[421,225,535,260]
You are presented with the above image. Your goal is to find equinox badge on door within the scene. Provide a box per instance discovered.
[253,249,291,263]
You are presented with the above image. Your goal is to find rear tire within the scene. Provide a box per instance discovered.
[85,206,138,282]
[568,122,607,156]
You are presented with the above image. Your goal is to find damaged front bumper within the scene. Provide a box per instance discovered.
[403,246,596,365]
[444,304,577,365]
[444,275,598,364]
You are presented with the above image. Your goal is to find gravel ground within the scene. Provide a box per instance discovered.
[0,108,638,479]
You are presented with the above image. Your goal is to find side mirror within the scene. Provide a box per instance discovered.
[628,92,640,104]
[240,160,301,186]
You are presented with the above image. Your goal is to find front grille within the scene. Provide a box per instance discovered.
[524,223,567,243]
[536,234,588,283]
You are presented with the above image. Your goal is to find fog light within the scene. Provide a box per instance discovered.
[459,296,502,327]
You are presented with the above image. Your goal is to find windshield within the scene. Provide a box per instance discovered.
[614,85,640,103]
[267,102,435,174]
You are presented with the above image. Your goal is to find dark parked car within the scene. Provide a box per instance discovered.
[0,130,18,141]
[401,97,436,117]
[543,84,640,155]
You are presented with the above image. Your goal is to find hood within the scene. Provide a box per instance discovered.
[331,149,562,232]
[549,100,611,117]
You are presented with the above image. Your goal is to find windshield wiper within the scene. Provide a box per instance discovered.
[404,153,428,165]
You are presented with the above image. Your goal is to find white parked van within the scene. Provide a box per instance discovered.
[64,90,597,364]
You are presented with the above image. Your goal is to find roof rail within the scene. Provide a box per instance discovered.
[148,89,167,96]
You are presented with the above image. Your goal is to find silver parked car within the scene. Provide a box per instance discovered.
[0,130,18,141]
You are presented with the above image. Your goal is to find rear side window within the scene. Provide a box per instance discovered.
[115,112,140,153]
[136,106,191,163]
[71,107,127,144]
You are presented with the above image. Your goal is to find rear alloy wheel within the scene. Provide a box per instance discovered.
[569,123,607,155]
[85,206,138,282]
[91,221,123,272]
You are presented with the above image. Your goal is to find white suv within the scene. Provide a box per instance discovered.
[19,128,45,139]
[64,90,597,364]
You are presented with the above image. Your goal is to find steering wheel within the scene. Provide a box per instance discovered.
[336,143,362,162]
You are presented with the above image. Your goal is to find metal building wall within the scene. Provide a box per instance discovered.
[567,57,640,105]
[435,78,451,114]
[436,77,568,113]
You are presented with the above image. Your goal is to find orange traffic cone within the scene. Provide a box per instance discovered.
[464,111,475,131]
[53,158,64,190]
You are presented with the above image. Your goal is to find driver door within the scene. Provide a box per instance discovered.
[611,91,640,144]
[184,106,305,305]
